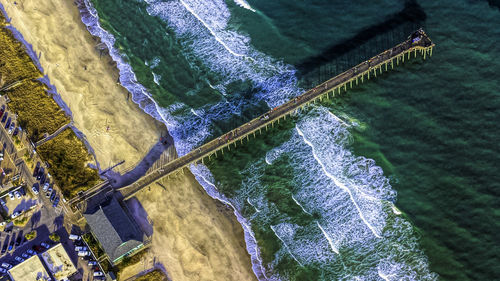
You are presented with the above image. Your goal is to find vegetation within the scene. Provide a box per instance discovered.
[13,216,29,227]
[116,249,148,272]
[134,270,168,281]
[37,129,100,198]
[25,230,37,240]
[49,233,60,242]
[0,26,41,86]
[5,80,69,141]
[83,233,105,259]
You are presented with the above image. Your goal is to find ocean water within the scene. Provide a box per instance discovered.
[81,0,500,280]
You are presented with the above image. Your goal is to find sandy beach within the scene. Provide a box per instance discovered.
[1,0,256,279]
[127,172,257,281]
[1,0,163,171]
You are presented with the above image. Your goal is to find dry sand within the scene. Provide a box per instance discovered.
[127,172,257,281]
[1,0,163,170]
[1,0,257,279]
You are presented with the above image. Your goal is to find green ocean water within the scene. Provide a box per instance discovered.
[87,0,500,280]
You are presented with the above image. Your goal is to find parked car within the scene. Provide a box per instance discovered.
[39,173,46,184]
[8,122,15,134]
[38,167,44,178]
[0,106,5,118]
[75,246,87,252]
[19,187,26,196]
[8,192,14,200]
[14,256,24,263]
[11,211,21,219]
[14,191,21,199]
[33,162,41,177]
[78,251,91,257]
[0,199,6,206]
[41,242,50,249]
[0,268,6,274]
[52,197,60,208]
[32,183,39,195]
[12,127,19,136]
[15,236,23,246]
[1,244,7,254]
[46,186,52,194]
[1,262,12,269]
[8,240,14,251]
[50,191,56,202]
[93,271,104,277]
[21,252,29,259]
[69,234,81,241]
[88,260,97,266]
[5,117,11,129]
[1,112,7,123]
[42,182,49,192]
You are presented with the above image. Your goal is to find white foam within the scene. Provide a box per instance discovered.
[316,222,339,254]
[233,0,256,12]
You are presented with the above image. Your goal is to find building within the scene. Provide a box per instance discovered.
[84,197,145,264]
[8,255,51,281]
[40,243,77,281]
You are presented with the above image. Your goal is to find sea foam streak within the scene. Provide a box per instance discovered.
[78,0,437,279]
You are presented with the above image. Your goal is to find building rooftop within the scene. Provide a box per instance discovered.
[84,197,143,262]
[8,255,51,281]
[40,243,77,281]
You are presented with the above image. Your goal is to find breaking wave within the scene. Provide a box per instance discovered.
[78,0,437,279]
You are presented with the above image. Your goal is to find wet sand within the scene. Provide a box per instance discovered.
[1,0,257,279]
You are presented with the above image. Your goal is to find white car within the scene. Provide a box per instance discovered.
[69,234,81,241]
[14,256,24,263]
[41,242,50,249]
[1,263,12,269]
[11,211,21,219]
[0,268,6,273]
[32,185,39,195]
[43,182,50,191]
[93,271,104,277]
[78,251,91,257]
[14,191,21,199]
[75,246,87,252]
[8,192,14,200]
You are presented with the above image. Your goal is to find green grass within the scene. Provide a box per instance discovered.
[37,129,100,198]
[5,80,69,141]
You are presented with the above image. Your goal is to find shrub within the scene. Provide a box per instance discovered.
[135,270,167,281]
[83,233,105,258]
[49,233,60,242]
[25,230,37,240]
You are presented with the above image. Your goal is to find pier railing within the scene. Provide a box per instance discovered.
[114,29,434,200]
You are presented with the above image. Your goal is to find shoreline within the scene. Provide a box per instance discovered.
[77,1,267,279]
[0,0,258,279]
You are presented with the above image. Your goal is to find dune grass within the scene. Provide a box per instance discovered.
[5,79,69,141]
[134,270,167,281]
[0,25,41,86]
[37,128,100,198]
[1,14,100,197]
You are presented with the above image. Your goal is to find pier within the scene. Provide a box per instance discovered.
[115,29,434,200]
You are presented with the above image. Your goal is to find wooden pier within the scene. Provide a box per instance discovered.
[70,29,434,204]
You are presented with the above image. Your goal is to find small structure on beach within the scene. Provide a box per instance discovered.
[84,197,145,264]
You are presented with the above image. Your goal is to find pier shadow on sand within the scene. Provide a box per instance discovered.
[103,132,174,189]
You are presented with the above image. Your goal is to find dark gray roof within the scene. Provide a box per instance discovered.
[84,197,143,262]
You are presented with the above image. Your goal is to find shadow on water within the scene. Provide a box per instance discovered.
[297,0,426,88]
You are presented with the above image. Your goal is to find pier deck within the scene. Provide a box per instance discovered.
[87,29,434,202]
